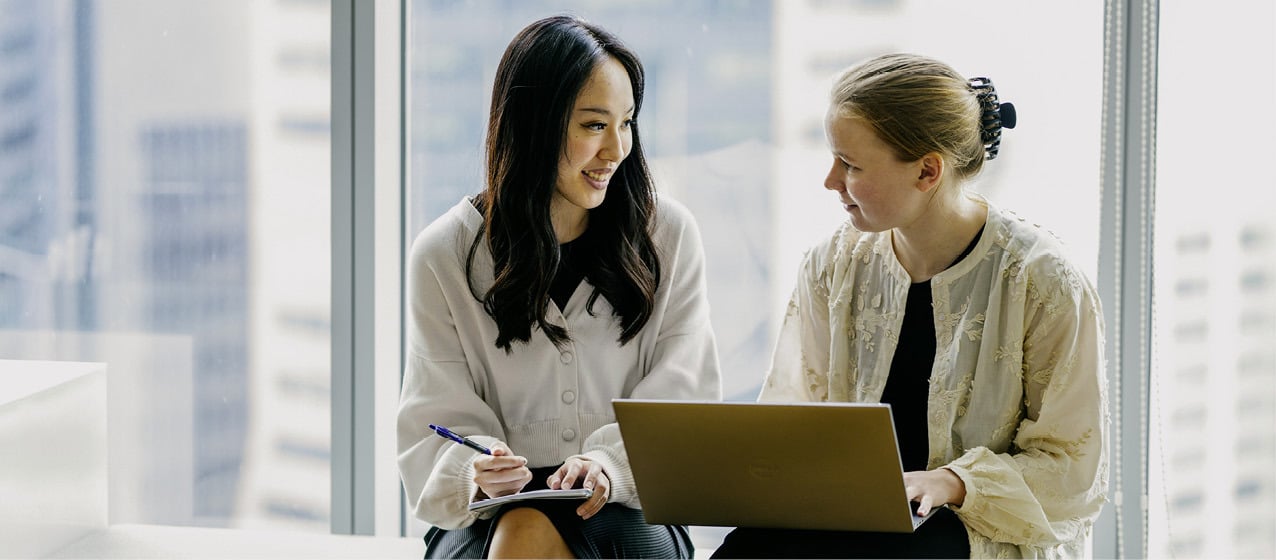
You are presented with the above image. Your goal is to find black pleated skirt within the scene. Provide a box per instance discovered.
[424,466,693,559]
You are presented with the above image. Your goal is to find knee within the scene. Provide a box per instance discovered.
[490,508,572,559]
[495,507,557,536]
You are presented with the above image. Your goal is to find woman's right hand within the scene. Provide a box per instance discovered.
[472,442,532,499]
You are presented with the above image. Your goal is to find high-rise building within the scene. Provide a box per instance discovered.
[0,0,82,330]
[234,0,332,531]
[89,0,257,526]
[1153,218,1276,558]
[0,0,262,527]
[135,121,251,521]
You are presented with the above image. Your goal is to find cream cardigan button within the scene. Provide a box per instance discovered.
[560,351,574,364]
[562,390,576,404]
[562,428,576,441]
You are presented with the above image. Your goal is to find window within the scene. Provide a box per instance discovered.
[1175,364,1206,385]
[0,0,331,531]
[1236,435,1276,459]
[1174,277,1209,298]
[1173,320,1209,341]
[1240,225,1270,250]
[1176,232,1211,253]
[1149,0,1276,557]
[1241,269,1271,294]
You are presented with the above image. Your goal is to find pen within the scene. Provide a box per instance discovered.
[428,424,493,455]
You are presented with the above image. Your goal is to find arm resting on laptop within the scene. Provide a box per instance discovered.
[944,271,1107,548]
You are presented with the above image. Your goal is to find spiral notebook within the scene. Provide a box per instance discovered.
[468,488,593,515]
[613,400,937,533]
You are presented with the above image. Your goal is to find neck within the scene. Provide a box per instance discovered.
[891,193,987,283]
[550,195,589,243]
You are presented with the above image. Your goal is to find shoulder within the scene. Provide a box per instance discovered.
[652,194,697,232]
[804,220,873,277]
[988,206,1096,305]
[408,198,483,273]
[650,194,704,248]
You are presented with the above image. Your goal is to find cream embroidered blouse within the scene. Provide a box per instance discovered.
[761,201,1108,558]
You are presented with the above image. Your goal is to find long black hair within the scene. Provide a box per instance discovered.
[467,15,661,352]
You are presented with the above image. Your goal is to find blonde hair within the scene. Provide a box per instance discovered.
[830,53,987,181]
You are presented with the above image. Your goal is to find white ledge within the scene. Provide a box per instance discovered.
[48,524,421,559]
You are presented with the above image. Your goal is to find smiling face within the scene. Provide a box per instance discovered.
[551,55,635,240]
[822,112,933,233]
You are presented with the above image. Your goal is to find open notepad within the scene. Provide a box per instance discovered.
[468,488,593,515]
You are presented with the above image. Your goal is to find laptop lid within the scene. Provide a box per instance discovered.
[613,399,935,533]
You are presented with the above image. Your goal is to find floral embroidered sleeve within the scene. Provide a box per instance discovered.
[945,257,1109,548]
[760,241,835,402]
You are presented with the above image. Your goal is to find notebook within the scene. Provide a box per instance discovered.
[612,400,938,533]
[468,488,593,515]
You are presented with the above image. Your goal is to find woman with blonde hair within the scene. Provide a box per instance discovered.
[712,53,1107,558]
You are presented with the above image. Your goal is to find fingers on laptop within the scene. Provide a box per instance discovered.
[915,494,935,517]
[903,471,947,516]
[904,484,934,516]
[904,468,967,516]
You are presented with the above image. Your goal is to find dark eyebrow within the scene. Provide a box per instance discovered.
[577,106,636,117]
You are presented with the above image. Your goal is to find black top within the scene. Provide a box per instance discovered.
[470,195,592,313]
[881,226,984,473]
[550,232,590,311]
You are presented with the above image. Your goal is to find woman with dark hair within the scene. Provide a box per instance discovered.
[397,15,720,559]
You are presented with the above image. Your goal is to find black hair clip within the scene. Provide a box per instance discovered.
[969,77,1016,160]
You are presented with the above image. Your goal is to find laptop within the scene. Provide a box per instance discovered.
[612,399,938,533]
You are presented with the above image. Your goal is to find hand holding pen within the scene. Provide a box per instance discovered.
[430,423,530,498]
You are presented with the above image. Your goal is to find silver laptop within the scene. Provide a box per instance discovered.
[612,400,938,533]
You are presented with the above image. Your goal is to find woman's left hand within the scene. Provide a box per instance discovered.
[547,457,610,520]
[903,468,967,516]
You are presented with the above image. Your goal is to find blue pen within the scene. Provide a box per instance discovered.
[429,424,493,455]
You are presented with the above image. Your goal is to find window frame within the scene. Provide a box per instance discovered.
[330,0,404,537]
[1095,0,1157,557]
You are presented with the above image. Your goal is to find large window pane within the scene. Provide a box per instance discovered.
[406,0,1102,541]
[1150,1,1276,557]
[0,0,331,530]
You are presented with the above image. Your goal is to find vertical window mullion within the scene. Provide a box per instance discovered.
[1097,0,1158,557]
[332,0,403,536]
[330,0,356,536]
[370,0,406,538]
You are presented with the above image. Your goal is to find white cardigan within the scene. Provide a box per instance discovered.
[397,195,722,530]
[762,201,1108,558]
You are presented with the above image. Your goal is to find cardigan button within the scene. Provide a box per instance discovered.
[560,351,574,364]
[562,428,576,441]
[562,390,576,404]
